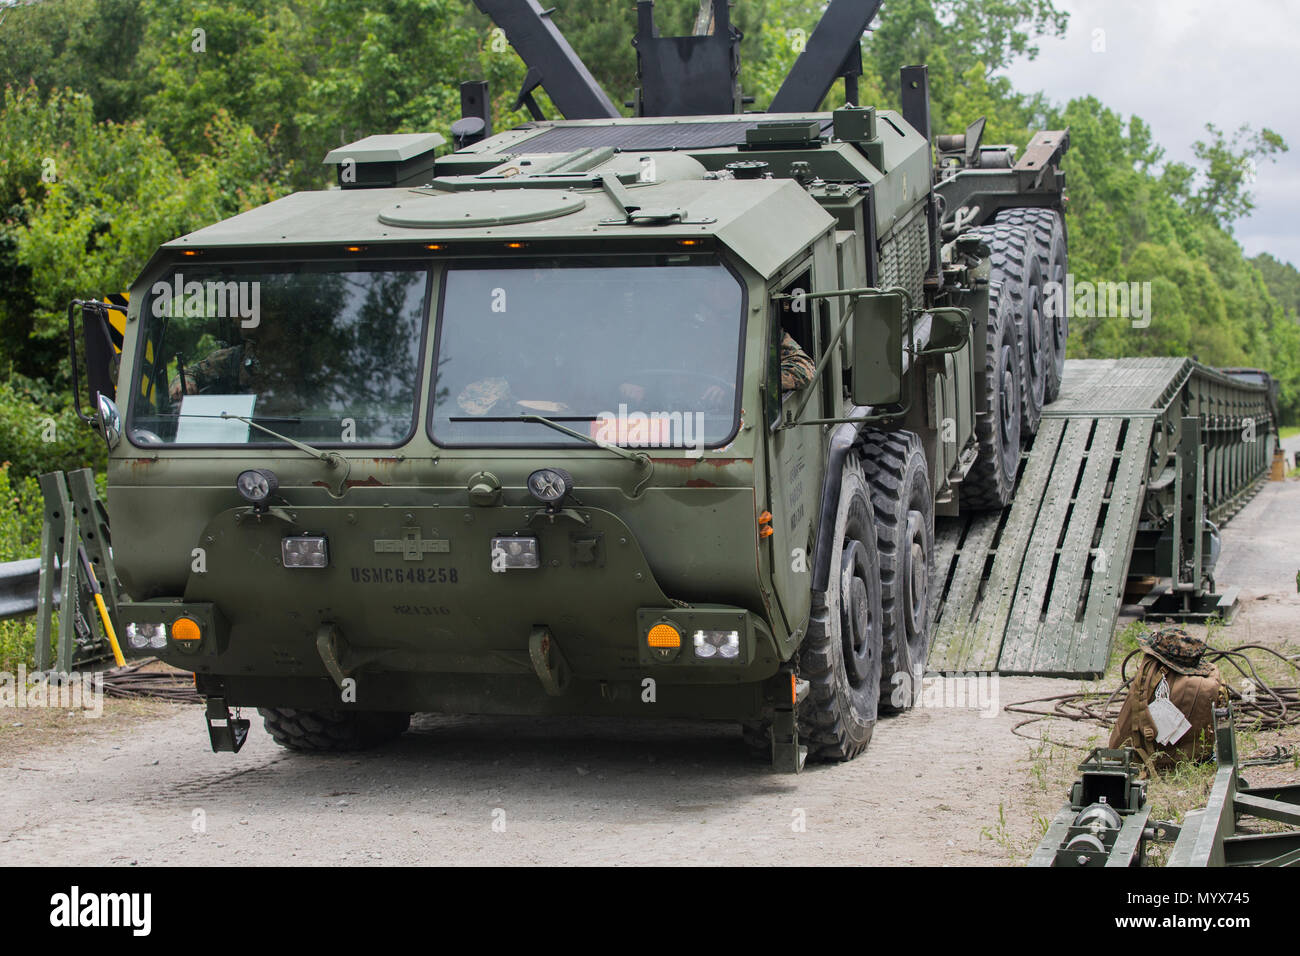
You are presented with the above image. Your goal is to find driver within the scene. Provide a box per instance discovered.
[168,340,258,400]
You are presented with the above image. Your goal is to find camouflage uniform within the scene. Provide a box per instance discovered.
[172,344,253,398]
[780,331,815,391]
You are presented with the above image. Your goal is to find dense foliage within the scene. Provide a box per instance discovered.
[0,0,1296,448]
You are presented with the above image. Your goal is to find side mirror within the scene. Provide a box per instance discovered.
[97,394,122,450]
[851,292,906,407]
[919,307,971,355]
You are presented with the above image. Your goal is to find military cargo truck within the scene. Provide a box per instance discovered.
[74,0,1071,770]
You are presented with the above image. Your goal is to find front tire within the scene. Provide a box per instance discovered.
[797,463,884,761]
[861,429,934,714]
[258,707,411,752]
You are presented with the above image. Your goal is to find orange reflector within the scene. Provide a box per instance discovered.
[426,243,444,251]
[505,242,526,249]
[790,673,797,705]
[758,510,772,525]
[647,623,681,648]
[182,250,197,256]
[760,526,774,538]
[678,239,702,246]
[172,618,202,642]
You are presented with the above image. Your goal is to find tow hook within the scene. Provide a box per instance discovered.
[528,626,571,696]
[772,669,810,773]
[205,696,250,753]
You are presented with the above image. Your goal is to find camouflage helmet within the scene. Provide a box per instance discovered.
[1140,625,1212,676]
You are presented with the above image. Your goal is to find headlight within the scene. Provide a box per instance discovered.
[126,623,167,650]
[490,536,539,570]
[527,467,573,506]
[282,535,329,568]
[236,468,278,508]
[693,629,741,660]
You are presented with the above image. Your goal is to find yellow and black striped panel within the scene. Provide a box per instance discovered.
[104,292,162,404]
[103,292,128,353]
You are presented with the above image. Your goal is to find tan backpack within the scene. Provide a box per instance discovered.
[1108,628,1227,774]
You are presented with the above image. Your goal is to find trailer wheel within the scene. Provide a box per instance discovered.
[961,281,1021,510]
[258,707,411,752]
[968,223,1045,437]
[797,463,883,761]
[995,208,1068,402]
[860,429,934,713]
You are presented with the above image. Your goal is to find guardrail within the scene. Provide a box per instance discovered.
[0,556,61,621]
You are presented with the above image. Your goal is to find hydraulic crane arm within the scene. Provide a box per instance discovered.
[769,0,883,113]
[472,0,621,120]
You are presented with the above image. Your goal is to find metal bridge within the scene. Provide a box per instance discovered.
[929,357,1276,678]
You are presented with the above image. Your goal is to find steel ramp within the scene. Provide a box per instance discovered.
[927,357,1269,678]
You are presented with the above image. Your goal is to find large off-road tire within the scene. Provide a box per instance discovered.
[961,281,1022,510]
[996,207,1068,403]
[258,707,411,752]
[967,223,1046,437]
[797,462,884,761]
[860,429,934,714]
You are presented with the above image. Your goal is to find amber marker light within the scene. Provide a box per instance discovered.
[758,510,774,538]
[647,623,682,649]
[172,618,202,642]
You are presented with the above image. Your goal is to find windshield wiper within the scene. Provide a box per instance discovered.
[450,414,649,465]
[175,412,341,464]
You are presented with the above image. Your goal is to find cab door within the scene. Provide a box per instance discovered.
[763,263,822,639]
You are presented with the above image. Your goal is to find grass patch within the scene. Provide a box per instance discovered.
[0,617,38,673]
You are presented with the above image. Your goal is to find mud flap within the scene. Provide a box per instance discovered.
[205,696,249,753]
[772,673,811,773]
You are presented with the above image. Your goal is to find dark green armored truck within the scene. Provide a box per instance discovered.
[81,0,1070,770]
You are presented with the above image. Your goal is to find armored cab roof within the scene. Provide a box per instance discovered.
[164,174,835,280]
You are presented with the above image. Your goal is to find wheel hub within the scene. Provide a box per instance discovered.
[839,539,878,686]
[904,510,928,643]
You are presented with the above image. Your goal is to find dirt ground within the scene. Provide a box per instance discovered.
[2,477,1297,867]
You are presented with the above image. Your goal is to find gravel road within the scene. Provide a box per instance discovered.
[2,478,1297,867]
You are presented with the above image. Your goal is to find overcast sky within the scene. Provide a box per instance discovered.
[1000,0,1299,268]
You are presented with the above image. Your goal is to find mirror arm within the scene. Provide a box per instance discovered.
[776,285,915,431]
[782,301,858,428]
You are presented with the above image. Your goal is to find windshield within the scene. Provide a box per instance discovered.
[128,261,430,446]
[430,256,745,450]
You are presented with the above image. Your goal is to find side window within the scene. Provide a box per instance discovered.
[767,266,817,427]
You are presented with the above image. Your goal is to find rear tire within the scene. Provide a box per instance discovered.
[258,707,411,752]
[860,429,934,714]
[961,281,1021,510]
[797,462,883,761]
[996,208,1068,402]
[968,223,1046,436]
